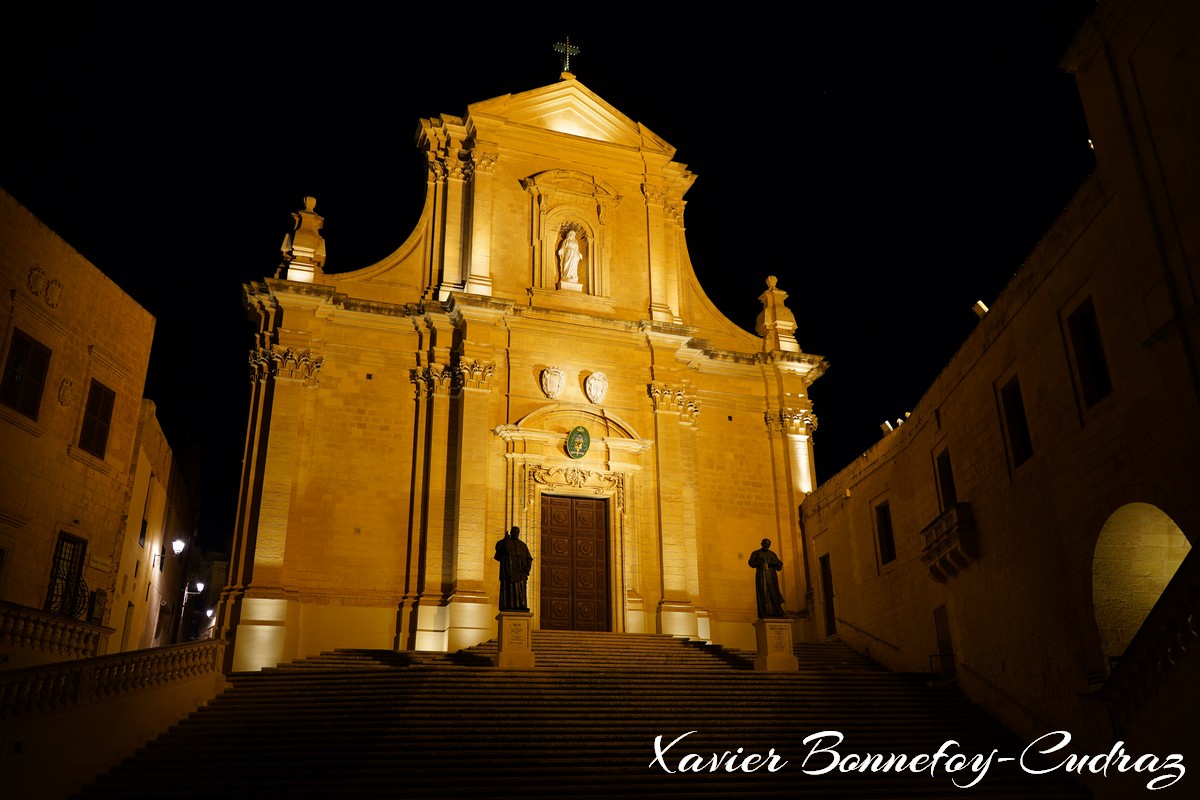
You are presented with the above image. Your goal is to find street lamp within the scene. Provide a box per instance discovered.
[175,580,204,642]
[151,537,186,567]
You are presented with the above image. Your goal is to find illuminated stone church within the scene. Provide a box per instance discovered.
[220,73,825,671]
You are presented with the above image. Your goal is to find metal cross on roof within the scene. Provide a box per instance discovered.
[553,36,580,72]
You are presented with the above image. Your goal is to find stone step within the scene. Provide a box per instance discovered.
[72,635,1087,799]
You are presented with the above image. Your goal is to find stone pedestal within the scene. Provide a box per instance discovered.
[495,611,536,669]
[754,618,799,672]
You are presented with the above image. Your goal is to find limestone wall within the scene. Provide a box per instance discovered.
[0,189,154,641]
[801,0,1200,751]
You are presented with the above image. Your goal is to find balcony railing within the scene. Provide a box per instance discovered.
[0,600,111,664]
[919,502,979,582]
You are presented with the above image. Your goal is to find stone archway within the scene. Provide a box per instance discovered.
[1092,502,1191,666]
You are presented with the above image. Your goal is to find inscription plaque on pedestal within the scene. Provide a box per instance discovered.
[753,618,799,672]
[495,611,536,669]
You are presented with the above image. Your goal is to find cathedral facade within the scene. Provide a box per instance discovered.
[220,77,825,671]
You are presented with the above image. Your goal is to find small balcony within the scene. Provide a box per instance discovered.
[920,502,979,582]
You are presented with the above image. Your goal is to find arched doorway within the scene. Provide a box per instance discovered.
[1092,502,1191,668]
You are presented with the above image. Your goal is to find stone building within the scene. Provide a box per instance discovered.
[110,399,203,653]
[222,75,825,671]
[800,0,1198,772]
[0,188,174,669]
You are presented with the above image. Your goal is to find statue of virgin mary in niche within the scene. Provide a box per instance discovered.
[557,227,584,284]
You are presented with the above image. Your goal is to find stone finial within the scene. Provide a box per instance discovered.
[278,196,327,283]
[755,276,800,353]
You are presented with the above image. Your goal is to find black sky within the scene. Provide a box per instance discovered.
[1,3,1096,551]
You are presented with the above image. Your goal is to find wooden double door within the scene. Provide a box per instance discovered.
[540,496,610,631]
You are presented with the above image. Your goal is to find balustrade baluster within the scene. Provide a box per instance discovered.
[0,608,15,643]
[54,671,71,710]
[29,616,42,650]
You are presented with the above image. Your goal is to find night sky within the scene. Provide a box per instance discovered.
[1,3,1096,551]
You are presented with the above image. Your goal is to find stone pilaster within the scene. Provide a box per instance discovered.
[418,115,471,299]
[411,356,457,651]
[648,377,702,637]
[642,183,679,323]
[767,405,819,495]
[446,356,497,651]
[227,340,322,672]
[464,146,498,296]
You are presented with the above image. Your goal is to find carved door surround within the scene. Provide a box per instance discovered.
[494,407,652,633]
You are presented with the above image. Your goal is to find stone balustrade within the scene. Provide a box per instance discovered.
[0,600,110,662]
[1101,547,1200,735]
[0,639,226,719]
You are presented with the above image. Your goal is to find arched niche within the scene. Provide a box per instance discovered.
[521,170,620,296]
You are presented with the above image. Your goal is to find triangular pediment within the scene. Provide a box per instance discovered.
[468,78,673,155]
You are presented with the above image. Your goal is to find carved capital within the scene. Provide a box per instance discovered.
[768,406,817,435]
[425,154,446,180]
[412,361,461,397]
[423,362,459,396]
[446,150,470,179]
[249,348,272,382]
[641,183,668,206]
[648,382,700,421]
[250,346,323,385]
[271,348,323,384]
[459,358,496,391]
[472,149,499,174]
[409,368,429,398]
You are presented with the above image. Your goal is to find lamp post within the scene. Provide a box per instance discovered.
[175,580,204,642]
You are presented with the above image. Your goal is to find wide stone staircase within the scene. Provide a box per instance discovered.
[72,632,1089,798]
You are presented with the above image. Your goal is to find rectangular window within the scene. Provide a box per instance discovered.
[1068,297,1112,408]
[79,379,116,458]
[875,502,897,565]
[1,328,51,420]
[935,449,958,510]
[1000,376,1034,467]
[44,532,89,618]
[138,475,153,548]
